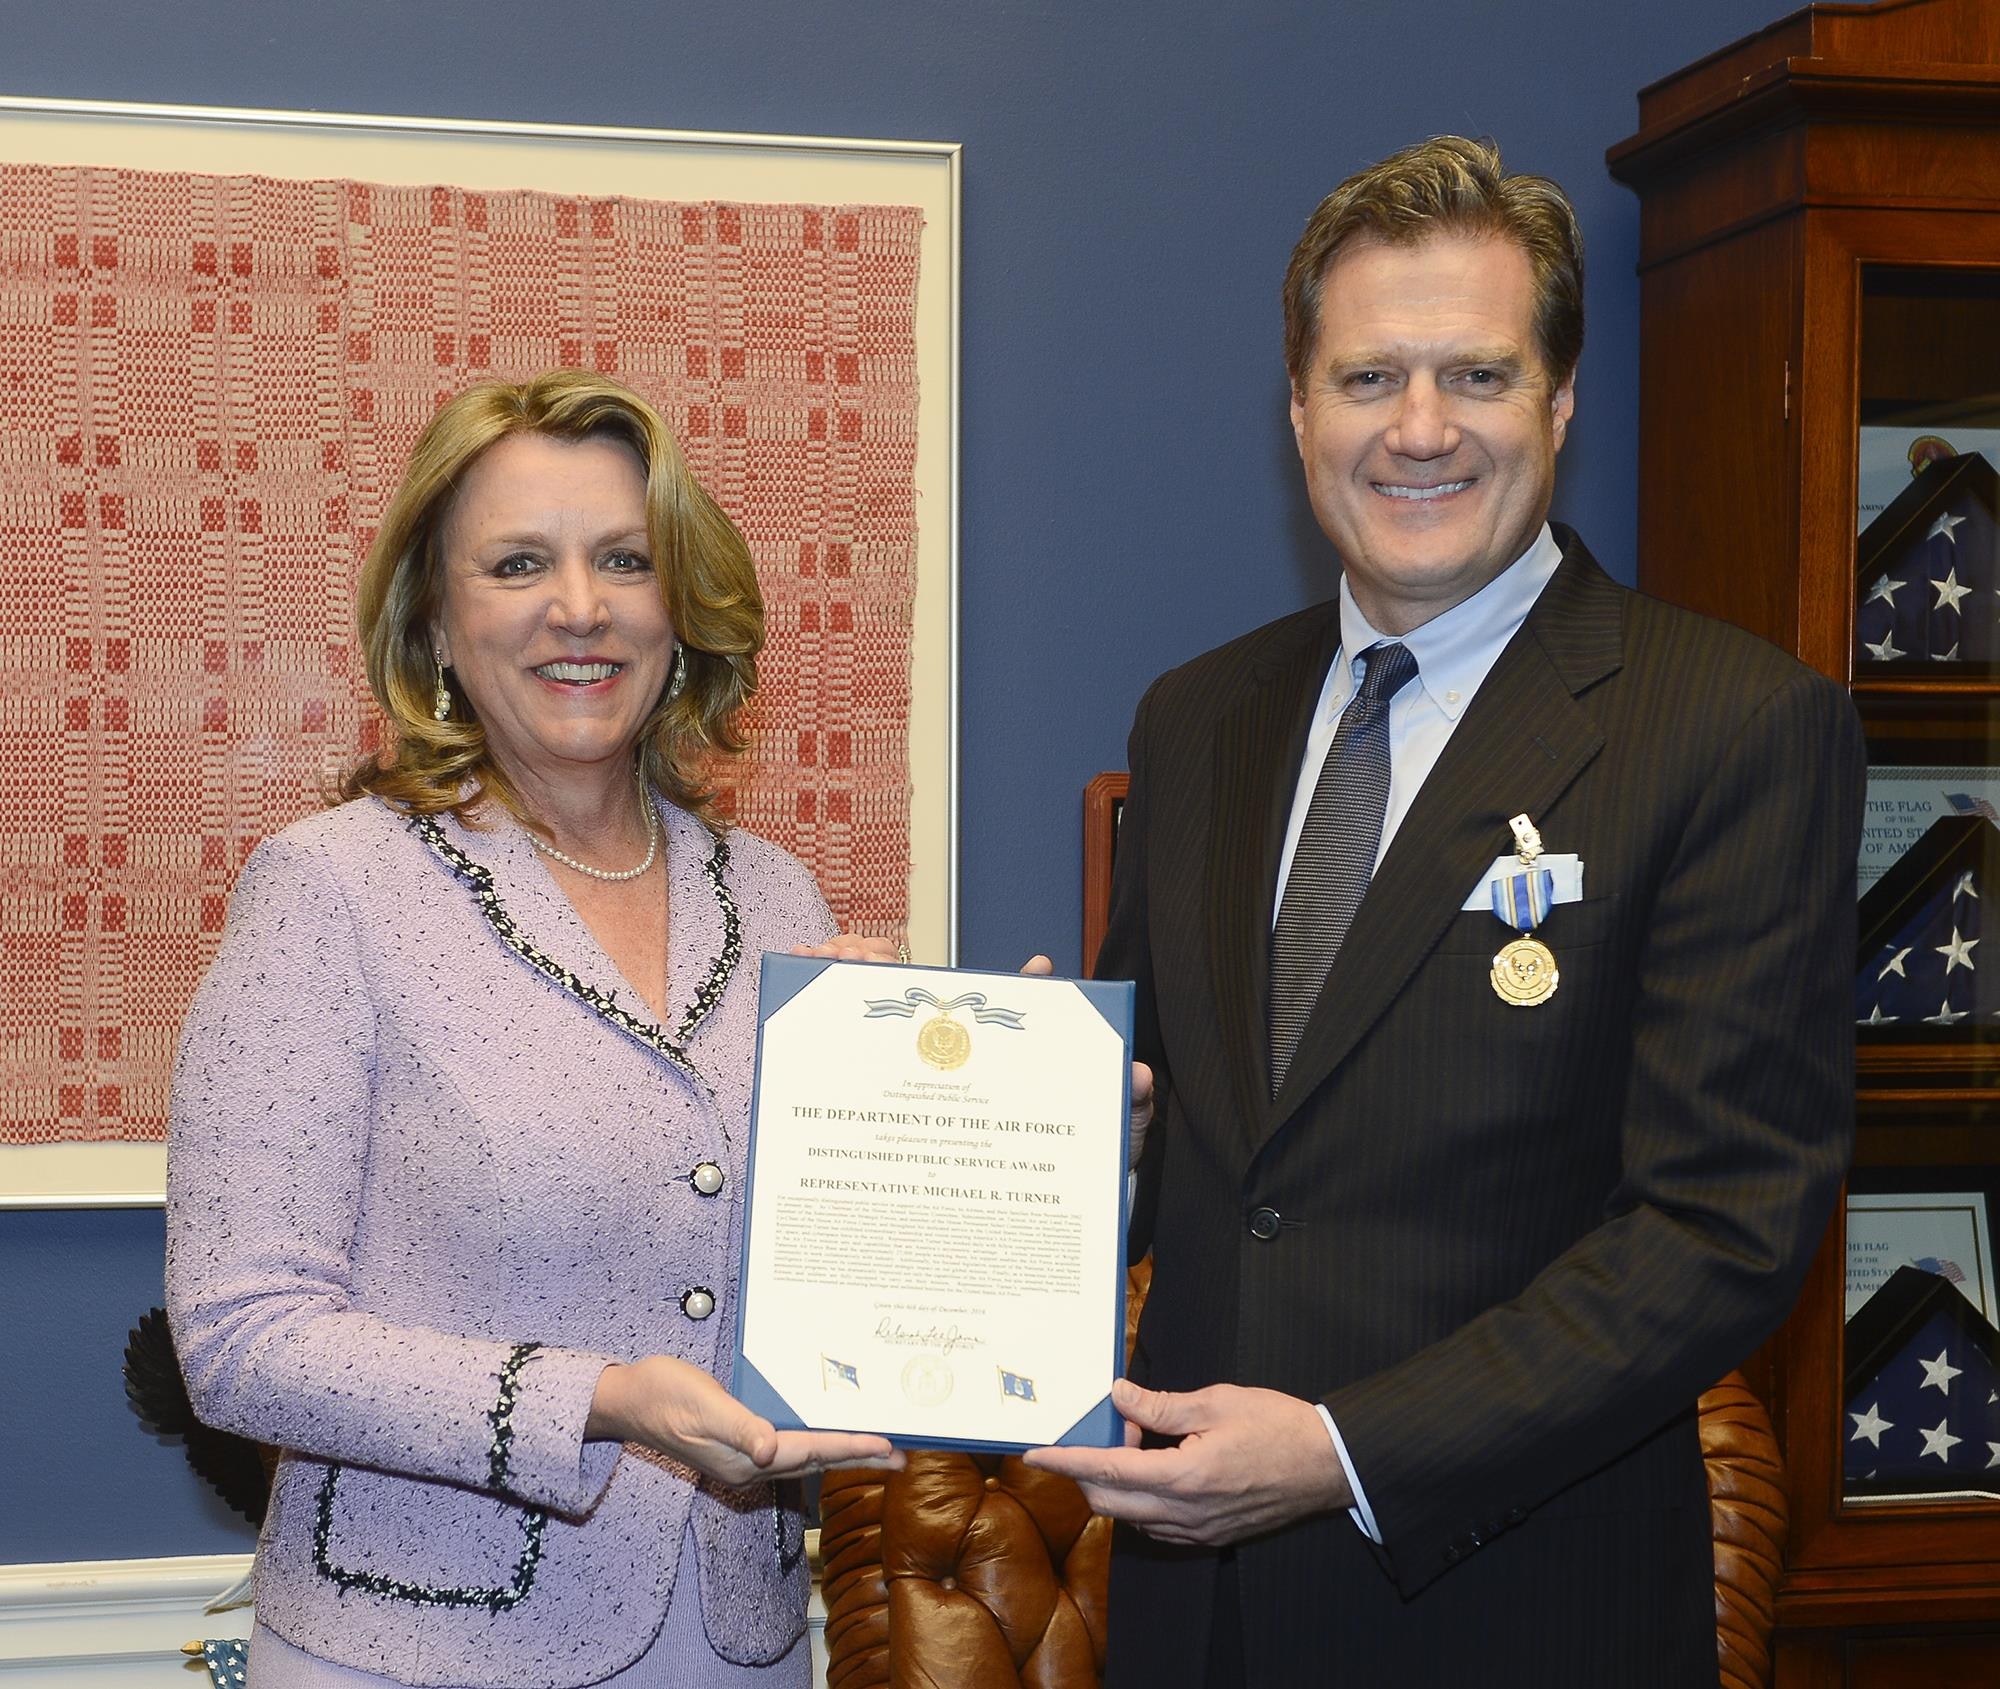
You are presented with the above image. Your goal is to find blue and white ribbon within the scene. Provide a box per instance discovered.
[1491,867,1555,935]
[862,987,1027,1028]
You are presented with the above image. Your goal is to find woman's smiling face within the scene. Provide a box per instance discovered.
[431,431,673,794]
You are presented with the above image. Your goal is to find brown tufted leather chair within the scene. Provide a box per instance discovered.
[820,1260,1790,1688]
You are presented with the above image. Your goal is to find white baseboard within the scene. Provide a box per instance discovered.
[0,1544,829,1685]
[0,1554,252,1684]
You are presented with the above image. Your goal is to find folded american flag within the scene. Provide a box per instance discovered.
[1845,1266,2000,1500]
[1855,452,2000,666]
[1856,861,1988,1026]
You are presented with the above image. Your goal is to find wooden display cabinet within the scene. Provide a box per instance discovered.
[1610,0,2000,1678]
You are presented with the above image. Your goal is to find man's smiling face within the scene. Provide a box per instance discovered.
[1289,231,1573,636]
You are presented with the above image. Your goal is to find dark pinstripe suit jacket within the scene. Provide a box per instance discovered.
[1100,528,1862,1686]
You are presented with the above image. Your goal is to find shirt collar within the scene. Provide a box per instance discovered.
[1332,524,1564,722]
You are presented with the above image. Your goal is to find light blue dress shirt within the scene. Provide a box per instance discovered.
[1275,524,1566,898]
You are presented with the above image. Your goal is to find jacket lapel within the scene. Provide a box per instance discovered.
[1205,604,1343,1142]
[437,802,668,1029]
[1261,535,1626,1144]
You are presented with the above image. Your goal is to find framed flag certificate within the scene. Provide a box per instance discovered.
[1846,1190,1996,1324]
[1860,767,2000,894]
[733,954,1132,1451]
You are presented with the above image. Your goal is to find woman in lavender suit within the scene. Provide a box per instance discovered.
[167,371,903,1687]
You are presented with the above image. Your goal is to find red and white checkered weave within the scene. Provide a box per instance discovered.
[0,163,922,1145]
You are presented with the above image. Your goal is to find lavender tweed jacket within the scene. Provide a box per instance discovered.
[166,792,835,1686]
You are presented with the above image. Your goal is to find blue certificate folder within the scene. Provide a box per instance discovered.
[732,953,1133,1453]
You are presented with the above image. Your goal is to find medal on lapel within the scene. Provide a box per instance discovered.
[1489,813,1560,1007]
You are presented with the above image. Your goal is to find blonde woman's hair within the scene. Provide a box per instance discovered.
[341,370,762,835]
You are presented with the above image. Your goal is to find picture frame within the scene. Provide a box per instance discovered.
[0,96,961,1207]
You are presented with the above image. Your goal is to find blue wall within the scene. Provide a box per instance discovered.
[3,0,1788,1564]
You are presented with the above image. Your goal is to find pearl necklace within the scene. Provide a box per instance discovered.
[528,789,659,882]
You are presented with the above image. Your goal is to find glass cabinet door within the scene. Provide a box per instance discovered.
[1847,264,2000,1511]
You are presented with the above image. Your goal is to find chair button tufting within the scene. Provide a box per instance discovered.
[940,1576,957,1591]
[984,1474,1001,1491]
[690,1161,725,1196]
[681,1287,716,1321]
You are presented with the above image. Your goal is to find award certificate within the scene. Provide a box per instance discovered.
[732,955,1132,1451]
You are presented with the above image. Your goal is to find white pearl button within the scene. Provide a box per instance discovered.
[691,1161,725,1196]
[681,1287,716,1321]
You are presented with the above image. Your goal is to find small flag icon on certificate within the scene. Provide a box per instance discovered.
[822,1356,860,1390]
[999,1369,1037,1403]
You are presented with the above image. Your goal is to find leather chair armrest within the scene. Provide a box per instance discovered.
[1699,1371,1787,1689]
[821,1469,893,1688]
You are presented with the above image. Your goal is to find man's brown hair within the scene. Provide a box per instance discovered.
[1282,135,1584,390]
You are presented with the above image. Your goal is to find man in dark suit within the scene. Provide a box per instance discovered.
[1026,137,1862,1683]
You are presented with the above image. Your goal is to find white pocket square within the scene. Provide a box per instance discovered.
[1461,854,1585,912]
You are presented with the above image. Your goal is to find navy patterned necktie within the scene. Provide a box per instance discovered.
[1268,641,1420,1093]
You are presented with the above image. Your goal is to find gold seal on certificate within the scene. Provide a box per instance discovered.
[1491,936,1559,1006]
[901,1354,955,1405]
[917,1013,972,1070]
[734,956,1133,1453]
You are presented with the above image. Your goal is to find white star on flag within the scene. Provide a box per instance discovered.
[1933,642,1963,662]
[1937,927,1980,973]
[1920,1417,1962,1461]
[1879,947,1913,980]
[1956,871,1980,902]
[1934,567,1973,613]
[1929,511,1967,544]
[1849,1401,1893,1447]
[1927,1001,1971,1026]
[1866,575,1904,607]
[1988,1443,2000,1469]
[1865,633,1906,661]
[1865,1004,1900,1025]
[1920,1348,1964,1393]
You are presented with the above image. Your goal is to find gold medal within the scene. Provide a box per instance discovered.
[916,1013,972,1070]
[1490,936,1559,1007]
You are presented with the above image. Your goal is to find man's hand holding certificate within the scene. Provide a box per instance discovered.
[733,956,1133,1451]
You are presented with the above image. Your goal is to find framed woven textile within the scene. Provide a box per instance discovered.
[0,97,960,1205]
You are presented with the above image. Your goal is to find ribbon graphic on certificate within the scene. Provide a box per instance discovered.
[862,987,1029,1071]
